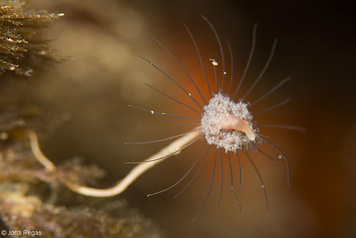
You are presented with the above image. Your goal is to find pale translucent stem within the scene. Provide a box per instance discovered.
[26,128,202,197]
[26,130,56,172]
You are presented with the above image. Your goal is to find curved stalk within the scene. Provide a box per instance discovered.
[26,128,201,197]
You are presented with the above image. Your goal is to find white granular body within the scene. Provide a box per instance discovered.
[201,93,255,153]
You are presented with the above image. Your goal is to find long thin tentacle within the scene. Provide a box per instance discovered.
[175,145,211,198]
[250,76,291,106]
[202,15,226,92]
[243,39,278,99]
[170,123,201,126]
[139,56,202,109]
[124,127,201,145]
[154,38,207,105]
[235,153,242,193]
[218,149,224,208]
[209,58,219,93]
[126,134,202,164]
[258,148,282,162]
[147,142,207,197]
[257,123,306,132]
[128,105,200,121]
[227,152,243,214]
[233,24,258,100]
[145,83,201,115]
[226,38,234,95]
[191,148,218,223]
[244,151,269,212]
[260,138,290,186]
[252,97,291,116]
[183,23,211,101]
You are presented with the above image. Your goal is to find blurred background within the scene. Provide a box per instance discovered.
[3,0,354,237]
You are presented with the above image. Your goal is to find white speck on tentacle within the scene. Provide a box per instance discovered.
[209,58,218,66]
[201,93,258,153]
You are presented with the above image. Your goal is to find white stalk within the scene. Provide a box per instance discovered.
[26,128,201,197]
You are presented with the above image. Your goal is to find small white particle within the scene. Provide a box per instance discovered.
[209,58,218,66]
[150,110,154,114]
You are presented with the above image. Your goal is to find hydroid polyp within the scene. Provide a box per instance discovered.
[25,15,305,223]
[126,16,304,222]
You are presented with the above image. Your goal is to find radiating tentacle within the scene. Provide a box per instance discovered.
[243,39,278,99]
[170,123,201,126]
[244,151,269,212]
[175,145,211,198]
[145,83,202,115]
[124,127,201,145]
[258,148,282,162]
[126,134,202,164]
[218,149,224,208]
[233,24,258,100]
[227,152,243,215]
[128,105,200,121]
[260,138,290,186]
[183,23,211,98]
[147,142,207,197]
[235,153,242,193]
[154,38,207,105]
[191,148,218,223]
[257,123,306,132]
[252,97,291,116]
[226,38,234,95]
[139,56,202,109]
[250,76,291,106]
[209,58,219,93]
[202,15,226,92]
